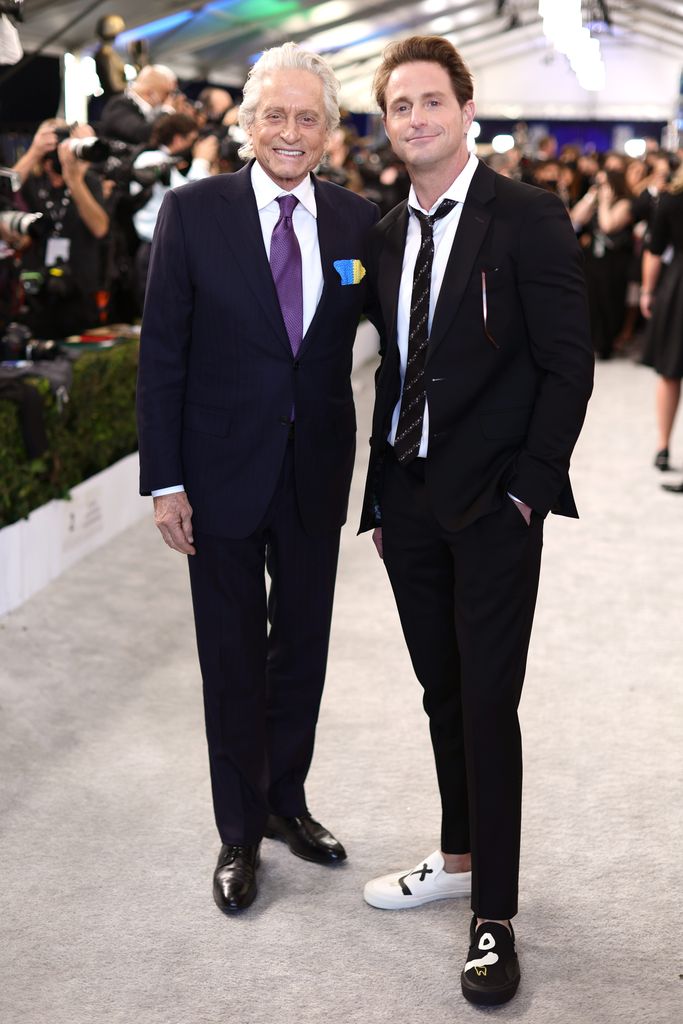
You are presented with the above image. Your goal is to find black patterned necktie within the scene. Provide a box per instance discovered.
[394,198,458,464]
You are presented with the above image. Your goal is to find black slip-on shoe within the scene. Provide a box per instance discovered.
[265,813,347,865]
[461,916,520,1007]
[213,843,260,913]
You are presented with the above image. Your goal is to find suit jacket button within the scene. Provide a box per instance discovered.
[293,360,300,370]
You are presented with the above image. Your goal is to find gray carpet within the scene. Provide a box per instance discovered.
[1,355,681,1024]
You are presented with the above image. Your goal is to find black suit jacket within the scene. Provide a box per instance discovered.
[359,160,594,534]
[137,163,379,538]
[99,94,151,145]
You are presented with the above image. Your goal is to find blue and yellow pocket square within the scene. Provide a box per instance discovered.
[333,259,366,285]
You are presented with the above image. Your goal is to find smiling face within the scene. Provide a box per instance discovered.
[248,68,329,190]
[382,61,474,179]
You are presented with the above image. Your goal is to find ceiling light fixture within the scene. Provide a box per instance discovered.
[539,0,605,91]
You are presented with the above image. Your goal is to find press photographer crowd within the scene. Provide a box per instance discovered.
[2,35,683,477]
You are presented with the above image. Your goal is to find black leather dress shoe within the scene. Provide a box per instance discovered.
[265,813,347,865]
[213,843,260,913]
[662,481,683,493]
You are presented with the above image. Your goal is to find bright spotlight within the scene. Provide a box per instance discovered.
[492,134,515,153]
[624,138,646,158]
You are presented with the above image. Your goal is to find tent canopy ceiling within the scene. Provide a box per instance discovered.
[14,1,683,115]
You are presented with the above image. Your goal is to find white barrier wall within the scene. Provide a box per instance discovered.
[0,322,380,618]
[0,452,148,618]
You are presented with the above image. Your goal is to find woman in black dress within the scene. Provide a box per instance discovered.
[571,168,634,360]
[640,172,683,481]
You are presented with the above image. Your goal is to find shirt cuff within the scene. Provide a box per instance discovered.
[151,485,185,496]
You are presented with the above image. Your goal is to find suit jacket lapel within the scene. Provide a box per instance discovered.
[297,175,336,357]
[216,163,291,351]
[426,161,495,365]
[378,202,409,347]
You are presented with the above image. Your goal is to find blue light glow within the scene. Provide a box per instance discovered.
[115,11,194,47]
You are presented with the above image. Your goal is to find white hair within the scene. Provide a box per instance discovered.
[238,42,340,160]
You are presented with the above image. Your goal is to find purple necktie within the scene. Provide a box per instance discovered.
[270,194,303,356]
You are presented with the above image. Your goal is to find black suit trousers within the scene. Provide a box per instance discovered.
[381,449,544,920]
[187,442,341,845]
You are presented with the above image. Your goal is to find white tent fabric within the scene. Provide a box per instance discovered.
[11,1,683,116]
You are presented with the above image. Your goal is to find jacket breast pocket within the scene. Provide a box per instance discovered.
[480,406,531,441]
[479,265,511,291]
[183,401,231,437]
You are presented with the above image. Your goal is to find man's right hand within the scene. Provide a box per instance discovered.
[153,491,196,554]
[28,123,59,161]
[372,527,383,560]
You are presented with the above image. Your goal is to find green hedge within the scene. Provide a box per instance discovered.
[0,340,139,529]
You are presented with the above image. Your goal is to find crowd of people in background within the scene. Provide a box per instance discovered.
[491,134,683,484]
[1,63,683,480]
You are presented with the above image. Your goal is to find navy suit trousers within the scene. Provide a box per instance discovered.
[187,441,341,845]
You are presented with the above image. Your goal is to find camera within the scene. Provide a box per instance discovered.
[102,150,179,188]
[0,210,46,240]
[20,259,78,302]
[0,322,60,362]
[199,121,229,143]
[53,129,116,164]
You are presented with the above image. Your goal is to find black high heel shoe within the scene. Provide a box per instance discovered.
[654,448,670,471]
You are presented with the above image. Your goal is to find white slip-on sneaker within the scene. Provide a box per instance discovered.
[363,849,471,910]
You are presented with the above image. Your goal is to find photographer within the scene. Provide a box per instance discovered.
[14,119,110,338]
[130,113,216,304]
[99,64,180,146]
[196,86,237,130]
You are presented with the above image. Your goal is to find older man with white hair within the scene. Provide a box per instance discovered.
[137,43,379,913]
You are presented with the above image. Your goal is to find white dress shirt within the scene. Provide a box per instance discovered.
[388,151,479,458]
[250,159,324,335]
[151,162,323,497]
[126,87,157,122]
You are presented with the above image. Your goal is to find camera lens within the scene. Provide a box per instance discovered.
[68,137,112,163]
[0,209,45,239]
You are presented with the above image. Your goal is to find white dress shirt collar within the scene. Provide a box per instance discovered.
[251,160,318,219]
[408,151,479,216]
[126,87,156,121]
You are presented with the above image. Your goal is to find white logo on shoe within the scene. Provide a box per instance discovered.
[398,863,433,895]
[465,951,499,973]
[464,932,498,974]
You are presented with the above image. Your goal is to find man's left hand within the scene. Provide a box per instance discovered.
[509,496,532,525]
[153,491,196,555]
